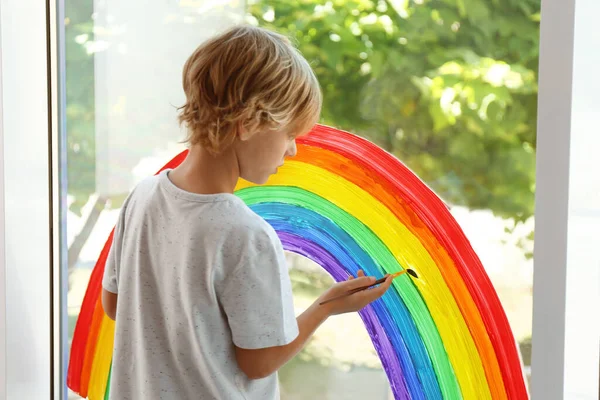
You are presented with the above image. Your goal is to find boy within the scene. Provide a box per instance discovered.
[101,25,393,400]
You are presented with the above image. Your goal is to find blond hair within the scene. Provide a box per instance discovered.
[177,25,322,154]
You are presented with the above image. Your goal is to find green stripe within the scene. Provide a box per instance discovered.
[236,186,461,399]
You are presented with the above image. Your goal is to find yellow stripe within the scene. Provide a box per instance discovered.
[237,162,492,400]
[88,316,115,400]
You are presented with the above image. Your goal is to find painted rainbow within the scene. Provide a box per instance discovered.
[67,125,528,399]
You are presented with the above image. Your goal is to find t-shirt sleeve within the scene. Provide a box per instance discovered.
[102,206,126,294]
[220,228,299,349]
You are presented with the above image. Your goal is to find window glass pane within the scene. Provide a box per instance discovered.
[249,0,538,390]
[62,1,539,398]
[63,2,244,399]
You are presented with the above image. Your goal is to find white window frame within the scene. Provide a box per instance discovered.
[531,0,600,398]
[0,0,63,398]
[0,0,598,399]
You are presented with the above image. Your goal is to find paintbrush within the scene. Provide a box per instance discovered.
[319,269,419,306]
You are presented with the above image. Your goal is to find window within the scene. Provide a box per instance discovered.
[250,0,538,393]
[61,1,540,399]
[63,2,244,398]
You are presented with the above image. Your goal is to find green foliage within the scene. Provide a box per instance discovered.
[65,0,540,223]
[248,0,540,222]
[65,1,96,214]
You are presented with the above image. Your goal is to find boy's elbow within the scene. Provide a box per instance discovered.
[234,346,275,380]
[239,365,271,380]
[105,308,116,321]
[102,289,118,320]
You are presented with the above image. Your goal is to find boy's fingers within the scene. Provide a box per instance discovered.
[347,269,368,281]
[347,270,364,281]
[342,275,376,290]
[377,275,394,293]
[363,275,393,300]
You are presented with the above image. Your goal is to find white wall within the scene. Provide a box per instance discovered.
[0,1,6,396]
[0,0,53,399]
[563,0,600,395]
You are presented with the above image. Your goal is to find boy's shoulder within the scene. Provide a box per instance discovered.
[122,170,279,248]
[222,199,279,245]
[151,171,276,238]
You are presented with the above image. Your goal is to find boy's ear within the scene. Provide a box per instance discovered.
[237,122,252,142]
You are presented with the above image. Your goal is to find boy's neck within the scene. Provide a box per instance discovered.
[169,145,239,195]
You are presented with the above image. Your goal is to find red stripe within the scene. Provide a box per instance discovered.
[299,124,528,399]
[67,231,114,393]
[67,150,188,394]
[66,126,527,398]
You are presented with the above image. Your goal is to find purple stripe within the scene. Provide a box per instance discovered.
[279,231,410,399]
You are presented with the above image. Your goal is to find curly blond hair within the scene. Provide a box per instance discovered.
[177,25,322,154]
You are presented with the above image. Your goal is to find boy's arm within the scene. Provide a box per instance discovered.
[102,289,118,320]
[234,299,327,379]
[234,273,392,379]
[101,200,128,320]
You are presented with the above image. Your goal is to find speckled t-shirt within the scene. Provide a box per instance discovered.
[102,169,299,400]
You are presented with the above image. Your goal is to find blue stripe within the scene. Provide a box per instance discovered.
[251,202,444,400]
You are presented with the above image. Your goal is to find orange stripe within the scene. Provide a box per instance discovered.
[79,295,105,396]
[295,144,507,400]
[88,315,115,400]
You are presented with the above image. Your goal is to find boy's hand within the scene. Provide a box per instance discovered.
[318,270,393,316]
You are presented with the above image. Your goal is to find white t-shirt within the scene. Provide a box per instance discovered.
[102,169,299,400]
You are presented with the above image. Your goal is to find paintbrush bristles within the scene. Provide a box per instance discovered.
[390,269,418,279]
